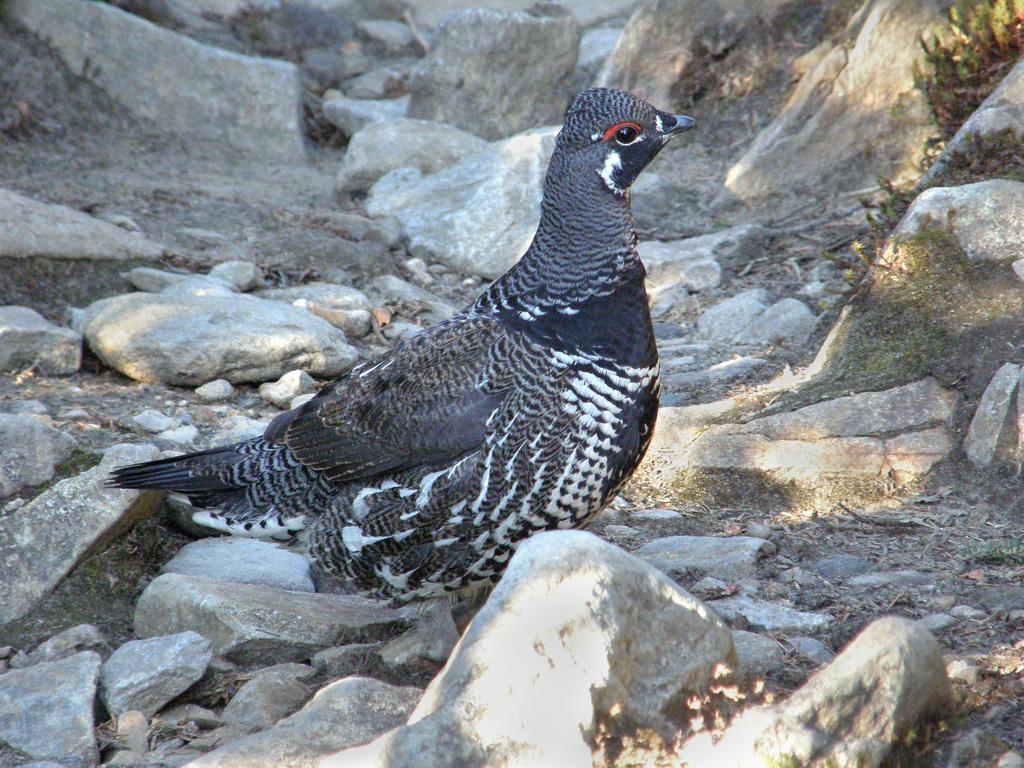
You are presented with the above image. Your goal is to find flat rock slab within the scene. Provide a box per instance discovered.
[134,573,411,666]
[80,292,359,385]
[325,531,736,768]
[162,537,315,592]
[0,443,161,626]
[0,651,101,765]
[635,535,774,582]
[682,617,952,767]
[0,188,165,263]
[5,0,304,158]
[187,676,422,767]
[0,412,77,499]
[220,662,317,729]
[100,631,212,717]
[708,593,833,634]
[0,305,82,375]
[366,126,557,279]
[963,362,1021,468]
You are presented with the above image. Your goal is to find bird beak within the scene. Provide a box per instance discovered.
[664,113,696,134]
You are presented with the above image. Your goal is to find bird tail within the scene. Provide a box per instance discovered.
[106,445,245,495]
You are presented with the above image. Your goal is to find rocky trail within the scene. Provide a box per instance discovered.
[0,0,1022,765]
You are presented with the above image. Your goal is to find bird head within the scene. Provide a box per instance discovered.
[555,88,695,196]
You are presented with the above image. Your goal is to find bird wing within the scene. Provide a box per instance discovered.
[266,316,511,483]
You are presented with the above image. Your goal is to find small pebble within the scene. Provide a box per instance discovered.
[629,508,683,521]
[949,604,986,621]
[998,751,1024,768]
[788,636,833,665]
[744,522,772,540]
[132,409,179,434]
[918,612,956,632]
[157,425,199,446]
[603,524,640,543]
[947,658,982,685]
[195,379,235,402]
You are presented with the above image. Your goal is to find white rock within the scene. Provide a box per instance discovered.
[195,379,235,402]
[188,677,421,767]
[698,289,769,342]
[0,652,101,765]
[366,126,558,278]
[964,362,1021,468]
[161,275,237,298]
[681,617,952,767]
[337,118,488,193]
[132,409,180,434]
[747,298,817,346]
[208,261,263,292]
[895,180,1024,262]
[0,443,161,625]
[100,632,212,717]
[324,531,737,767]
[291,393,316,409]
[157,424,199,446]
[81,292,359,385]
[408,7,579,140]
[322,95,409,137]
[0,413,77,498]
[356,19,414,48]
[635,535,774,582]
[0,188,165,263]
[259,369,317,409]
[134,573,410,665]
[6,0,304,157]
[0,306,82,375]
[162,537,315,592]
[212,415,271,444]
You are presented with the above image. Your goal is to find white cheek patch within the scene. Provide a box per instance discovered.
[598,149,624,194]
[654,115,664,133]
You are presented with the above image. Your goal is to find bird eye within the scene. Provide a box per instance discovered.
[601,121,642,145]
[615,125,639,144]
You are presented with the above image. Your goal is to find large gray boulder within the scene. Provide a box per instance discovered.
[680,617,952,767]
[134,573,411,665]
[0,443,161,626]
[724,0,948,206]
[407,6,579,140]
[0,413,77,499]
[0,306,82,375]
[596,0,758,107]
[894,180,1024,263]
[186,676,422,767]
[80,292,359,385]
[0,651,102,765]
[100,632,213,717]
[324,531,736,768]
[366,126,557,278]
[4,0,304,158]
[337,118,488,193]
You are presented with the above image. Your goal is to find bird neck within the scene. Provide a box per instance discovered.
[485,156,642,312]
[476,156,655,364]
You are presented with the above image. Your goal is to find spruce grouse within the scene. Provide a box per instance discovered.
[111,88,696,603]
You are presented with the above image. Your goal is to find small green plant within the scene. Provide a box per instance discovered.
[914,0,1024,138]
